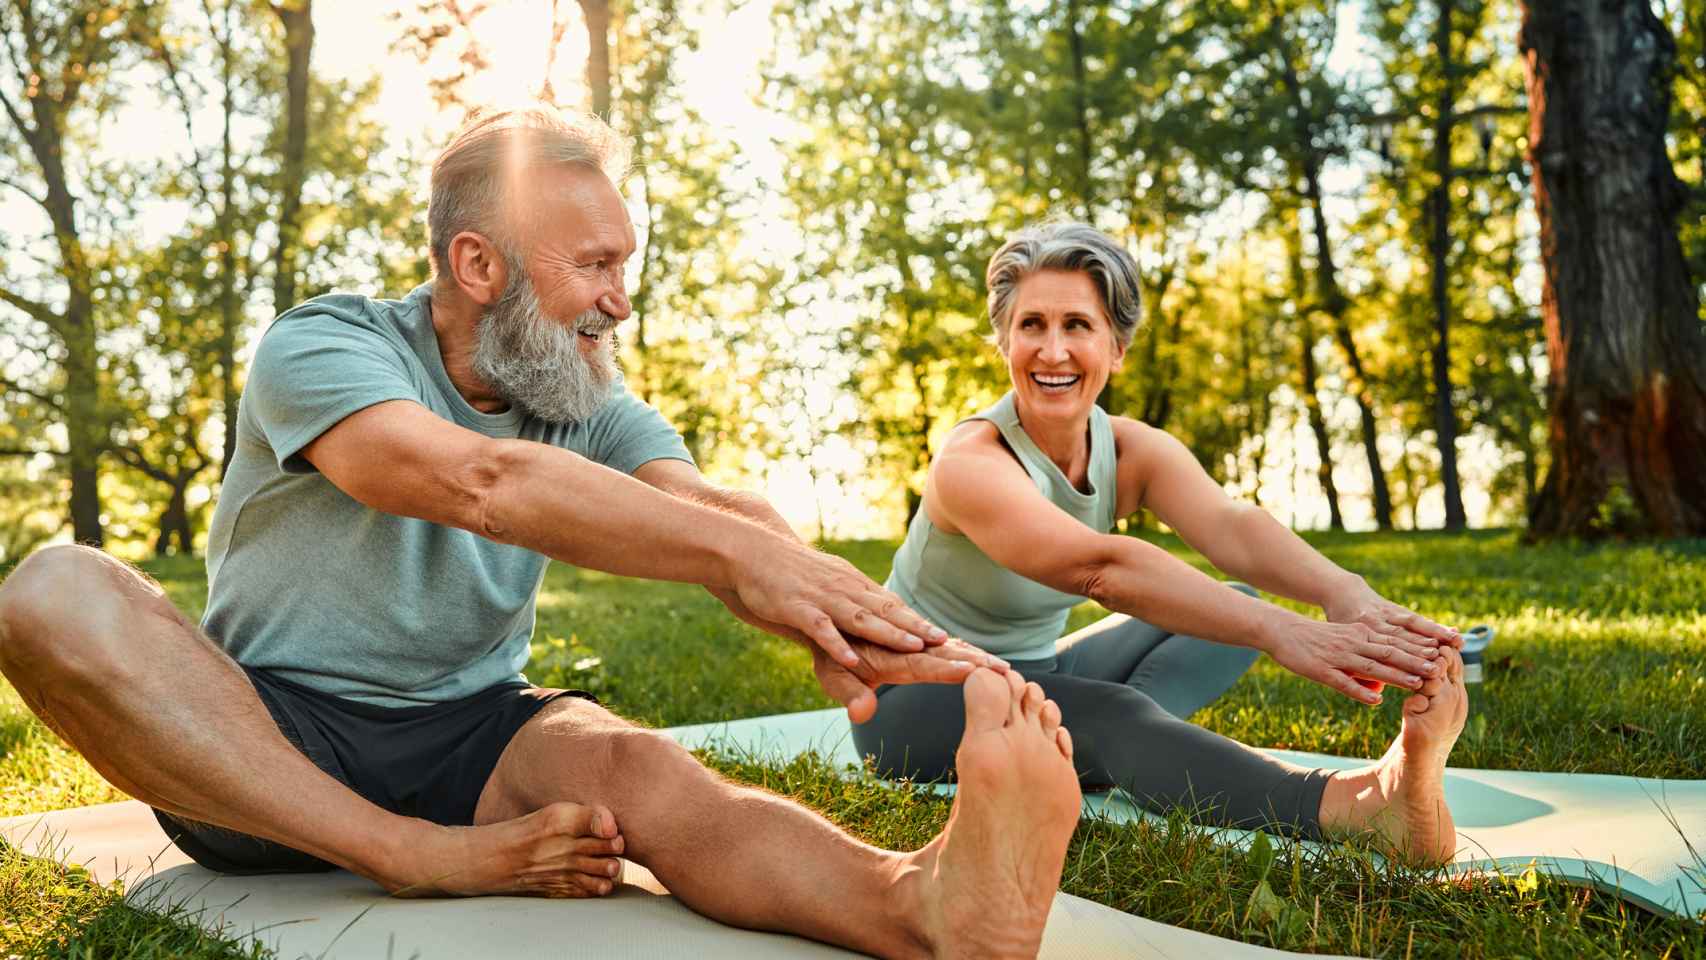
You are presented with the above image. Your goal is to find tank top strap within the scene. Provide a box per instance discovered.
[1088,404,1118,532]
[965,392,1117,532]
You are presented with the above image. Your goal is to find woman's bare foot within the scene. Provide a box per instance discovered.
[381,801,627,898]
[904,668,1080,959]
[1320,647,1468,865]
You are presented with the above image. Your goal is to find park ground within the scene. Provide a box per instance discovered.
[2,529,1704,958]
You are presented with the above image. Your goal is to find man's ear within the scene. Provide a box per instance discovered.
[446,231,509,307]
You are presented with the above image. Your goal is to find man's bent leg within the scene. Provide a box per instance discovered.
[0,545,616,895]
[477,669,1081,960]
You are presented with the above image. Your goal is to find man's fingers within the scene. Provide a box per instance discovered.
[795,606,861,667]
[870,590,950,645]
[832,599,925,652]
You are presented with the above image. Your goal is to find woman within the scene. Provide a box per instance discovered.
[852,220,1469,863]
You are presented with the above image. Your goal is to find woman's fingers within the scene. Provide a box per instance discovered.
[1359,642,1437,679]
[1320,667,1384,705]
[1347,656,1423,689]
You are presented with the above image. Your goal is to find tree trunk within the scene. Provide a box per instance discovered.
[578,0,612,117]
[1065,0,1094,218]
[1300,163,1395,530]
[153,479,193,557]
[1276,42,1396,529]
[216,4,241,480]
[1288,218,1343,530]
[1429,0,1469,530]
[1522,0,1706,537]
[28,93,105,545]
[271,0,313,315]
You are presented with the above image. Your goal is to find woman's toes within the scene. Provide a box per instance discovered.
[1055,725,1074,760]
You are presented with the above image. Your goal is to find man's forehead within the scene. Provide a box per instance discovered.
[515,165,634,250]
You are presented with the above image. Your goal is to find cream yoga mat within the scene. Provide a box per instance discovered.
[1,800,1352,959]
[665,709,1706,922]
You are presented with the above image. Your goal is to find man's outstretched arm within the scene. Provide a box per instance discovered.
[632,458,1006,722]
[300,399,945,670]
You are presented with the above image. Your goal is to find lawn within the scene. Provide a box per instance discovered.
[3,530,1704,957]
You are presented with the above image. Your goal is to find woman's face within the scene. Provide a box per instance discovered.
[1003,269,1124,421]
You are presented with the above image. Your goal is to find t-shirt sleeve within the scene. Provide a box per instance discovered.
[582,381,694,476]
[244,314,423,474]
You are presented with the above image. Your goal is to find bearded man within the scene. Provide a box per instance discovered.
[0,107,1085,959]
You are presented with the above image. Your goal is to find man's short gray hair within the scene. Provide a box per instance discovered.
[429,105,632,274]
[985,220,1143,352]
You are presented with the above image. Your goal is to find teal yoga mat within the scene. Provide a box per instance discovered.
[664,708,1706,921]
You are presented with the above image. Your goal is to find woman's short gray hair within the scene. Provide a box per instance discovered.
[429,105,632,274]
[985,220,1143,352]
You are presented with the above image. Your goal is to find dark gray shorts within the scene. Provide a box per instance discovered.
[152,664,591,875]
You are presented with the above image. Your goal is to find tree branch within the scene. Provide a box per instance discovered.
[0,284,63,328]
[0,170,45,206]
[0,372,60,408]
[0,446,64,458]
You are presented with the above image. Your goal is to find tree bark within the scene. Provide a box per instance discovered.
[1288,212,1343,530]
[215,3,241,481]
[1429,0,1469,530]
[2,3,117,545]
[1274,40,1396,529]
[578,0,612,117]
[1522,0,1706,537]
[271,0,313,315]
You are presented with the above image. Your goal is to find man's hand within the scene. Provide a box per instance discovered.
[726,539,951,670]
[708,585,1005,722]
[1262,612,1444,706]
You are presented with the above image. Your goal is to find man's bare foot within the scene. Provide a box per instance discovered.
[904,668,1080,959]
[382,801,627,898]
[1321,647,1468,865]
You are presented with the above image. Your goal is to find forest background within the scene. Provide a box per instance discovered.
[1,0,1703,560]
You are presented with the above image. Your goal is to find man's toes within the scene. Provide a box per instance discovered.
[963,667,1012,733]
[1021,682,1046,723]
[1040,699,1062,735]
[1403,691,1433,716]
[1003,669,1026,724]
[1055,726,1074,761]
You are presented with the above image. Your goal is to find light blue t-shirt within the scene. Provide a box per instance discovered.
[203,284,693,706]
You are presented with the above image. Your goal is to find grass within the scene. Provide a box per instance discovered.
[2,529,1704,957]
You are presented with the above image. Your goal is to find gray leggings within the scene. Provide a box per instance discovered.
[851,585,1331,838]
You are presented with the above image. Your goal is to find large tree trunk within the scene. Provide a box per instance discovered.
[1522,0,1706,537]
[1428,0,1469,530]
[271,0,313,314]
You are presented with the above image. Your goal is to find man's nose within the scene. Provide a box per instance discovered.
[599,280,631,320]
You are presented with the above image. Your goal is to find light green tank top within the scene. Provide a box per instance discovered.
[887,392,1119,661]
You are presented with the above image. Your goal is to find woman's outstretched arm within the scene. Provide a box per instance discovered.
[928,421,1440,704]
[1121,419,1461,651]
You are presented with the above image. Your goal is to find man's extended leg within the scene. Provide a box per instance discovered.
[0,545,623,895]
[477,667,1082,960]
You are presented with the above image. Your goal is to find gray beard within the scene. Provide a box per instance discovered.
[471,267,618,424]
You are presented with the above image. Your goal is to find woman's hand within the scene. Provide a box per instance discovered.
[1263,612,1445,705]
[1322,580,1462,650]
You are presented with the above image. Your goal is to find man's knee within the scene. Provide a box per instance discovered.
[0,544,155,678]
